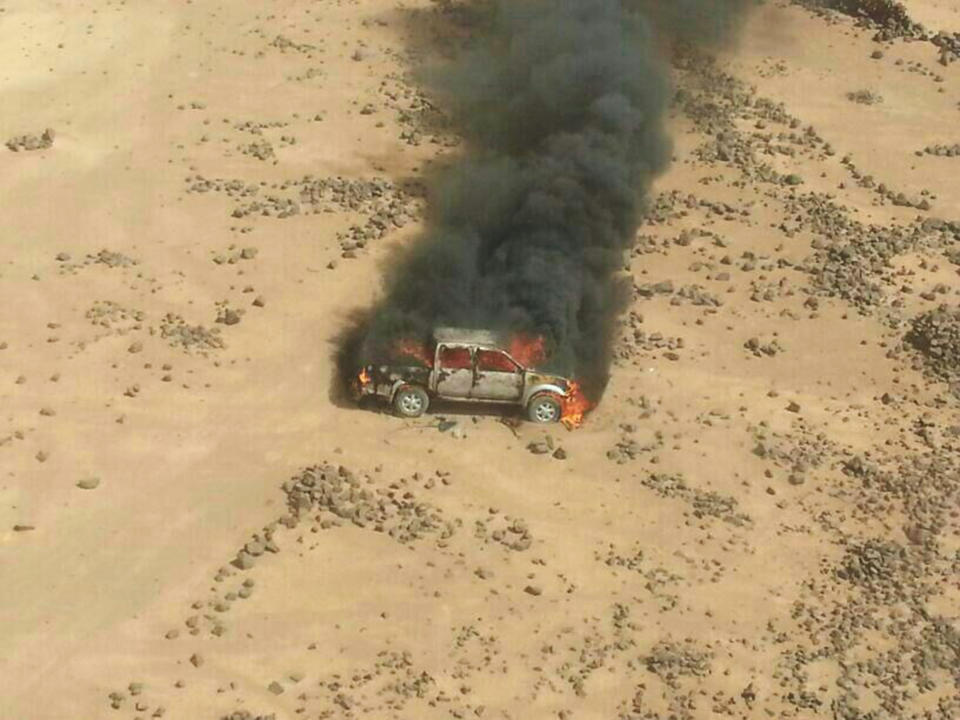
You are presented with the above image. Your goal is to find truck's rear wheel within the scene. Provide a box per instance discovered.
[393,385,430,418]
[527,393,562,424]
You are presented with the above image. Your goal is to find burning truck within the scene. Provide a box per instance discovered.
[340,0,709,429]
[354,327,591,428]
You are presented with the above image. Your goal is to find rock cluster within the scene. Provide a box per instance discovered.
[269,33,315,55]
[606,425,661,463]
[283,464,453,544]
[186,174,418,255]
[473,513,533,552]
[57,249,139,273]
[221,712,275,720]
[793,0,924,40]
[5,128,54,152]
[904,306,960,391]
[836,538,927,604]
[846,89,883,105]
[921,142,960,157]
[298,177,417,256]
[744,336,785,357]
[85,301,144,332]
[640,473,752,527]
[159,313,226,352]
[643,640,713,686]
[791,193,943,309]
[92,249,138,268]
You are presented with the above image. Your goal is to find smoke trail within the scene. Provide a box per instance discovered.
[343,0,749,400]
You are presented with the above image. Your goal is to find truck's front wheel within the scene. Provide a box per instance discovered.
[527,393,562,424]
[393,385,430,418]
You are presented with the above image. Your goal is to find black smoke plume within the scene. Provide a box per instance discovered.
[340,0,749,400]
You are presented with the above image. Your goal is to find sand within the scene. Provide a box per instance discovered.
[1,1,957,719]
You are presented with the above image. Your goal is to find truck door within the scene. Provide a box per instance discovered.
[472,349,524,401]
[435,345,473,398]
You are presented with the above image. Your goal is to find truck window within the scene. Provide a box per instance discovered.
[438,346,472,370]
[476,350,519,373]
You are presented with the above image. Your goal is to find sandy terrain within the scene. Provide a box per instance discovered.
[1,1,957,719]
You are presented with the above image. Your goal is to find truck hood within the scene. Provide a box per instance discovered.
[525,370,571,392]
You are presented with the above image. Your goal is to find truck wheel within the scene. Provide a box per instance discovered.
[527,393,562,424]
[393,385,430,418]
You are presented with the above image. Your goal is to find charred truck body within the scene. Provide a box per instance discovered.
[354,328,586,425]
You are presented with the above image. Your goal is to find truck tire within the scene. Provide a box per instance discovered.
[527,393,562,424]
[393,385,430,418]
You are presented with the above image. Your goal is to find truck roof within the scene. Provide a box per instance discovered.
[433,327,506,348]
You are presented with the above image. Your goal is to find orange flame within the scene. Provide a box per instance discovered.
[358,368,372,387]
[393,338,434,367]
[561,380,593,430]
[509,333,547,368]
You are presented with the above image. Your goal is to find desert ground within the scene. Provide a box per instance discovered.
[1,1,958,719]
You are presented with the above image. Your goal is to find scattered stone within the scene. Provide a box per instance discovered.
[233,551,256,570]
[244,539,266,557]
[76,477,101,490]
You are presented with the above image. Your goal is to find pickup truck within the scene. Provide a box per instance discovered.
[354,327,579,423]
